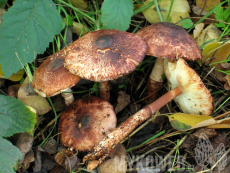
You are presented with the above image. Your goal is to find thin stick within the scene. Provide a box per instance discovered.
[158,135,188,171]
[34,112,62,140]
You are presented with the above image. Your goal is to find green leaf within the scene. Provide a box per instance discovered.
[0,0,62,77]
[0,0,7,6]
[180,18,193,29]
[0,95,37,137]
[0,137,22,173]
[101,0,133,31]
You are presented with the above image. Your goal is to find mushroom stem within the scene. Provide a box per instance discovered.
[147,58,164,103]
[83,86,183,165]
[61,88,75,106]
[98,81,110,101]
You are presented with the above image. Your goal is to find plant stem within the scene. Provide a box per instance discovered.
[154,0,163,22]
[57,0,97,26]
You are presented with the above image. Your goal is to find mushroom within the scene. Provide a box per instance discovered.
[83,58,213,169]
[136,22,202,103]
[64,29,147,101]
[32,48,81,106]
[59,96,117,152]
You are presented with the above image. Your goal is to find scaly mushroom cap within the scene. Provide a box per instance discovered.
[163,58,213,115]
[32,48,81,97]
[64,29,147,82]
[59,96,117,152]
[136,22,202,60]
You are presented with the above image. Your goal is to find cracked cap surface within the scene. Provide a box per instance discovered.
[59,96,117,152]
[136,22,202,60]
[32,48,81,97]
[64,29,147,82]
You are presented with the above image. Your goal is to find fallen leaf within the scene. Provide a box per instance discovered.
[167,113,217,131]
[99,144,127,173]
[215,63,230,90]
[196,0,220,18]
[42,138,58,155]
[0,65,24,81]
[72,21,88,36]
[33,146,56,172]
[115,91,130,113]
[202,41,230,64]
[196,24,222,46]
[16,132,33,164]
[193,23,205,39]
[192,5,208,16]
[142,0,190,24]
[54,149,80,172]
[18,77,52,115]
[69,0,88,10]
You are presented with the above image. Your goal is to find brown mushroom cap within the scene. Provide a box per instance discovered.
[163,58,213,115]
[136,22,202,60]
[64,29,147,82]
[59,96,117,152]
[32,48,81,97]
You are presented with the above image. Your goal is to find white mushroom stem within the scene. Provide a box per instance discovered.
[147,58,164,103]
[83,86,183,167]
[98,81,110,101]
[61,88,75,106]
[149,58,164,83]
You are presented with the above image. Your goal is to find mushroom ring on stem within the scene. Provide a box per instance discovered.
[32,48,81,106]
[64,29,147,101]
[83,58,213,169]
[136,22,202,103]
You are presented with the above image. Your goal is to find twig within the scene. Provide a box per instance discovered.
[33,112,62,140]
[197,147,230,173]
[158,134,188,171]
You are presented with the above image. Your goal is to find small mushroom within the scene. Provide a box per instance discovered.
[136,22,202,103]
[32,48,81,106]
[59,96,117,152]
[64,29,147,101]
[83,59,213,169]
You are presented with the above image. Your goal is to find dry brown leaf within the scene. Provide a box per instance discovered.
[115,91,130,113]
[54,149,80,172]
[192,6,208,15]
[193,23,205,39]
[99,144,127,173]
[16,132,34,172]
[33,146,56,172]
[215,63,230,90]
[18,77,52,115]
[196,24,222,46]
[196,0,220,18]
[42,138,58,155]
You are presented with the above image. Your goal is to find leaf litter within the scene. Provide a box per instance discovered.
[1,0,230,172]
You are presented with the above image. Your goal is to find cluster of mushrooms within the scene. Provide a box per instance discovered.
[32,22,213,170]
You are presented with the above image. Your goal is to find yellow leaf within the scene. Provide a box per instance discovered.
[196,0,220,12]
[72,21,89,36]
[167,113,216,131]
[0,65,24,81]
[69,0,88,10]
[142,0,190,24]
[202,41,230,65]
